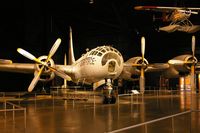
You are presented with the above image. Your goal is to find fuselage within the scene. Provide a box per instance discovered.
[65,46,124,84]
[166,9,191,22]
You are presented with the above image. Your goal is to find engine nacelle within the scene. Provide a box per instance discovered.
[163,54,198,78]
[172,54,197,72]
[126,56,149,73]
[34,56,55,82]
[120,57,149,80]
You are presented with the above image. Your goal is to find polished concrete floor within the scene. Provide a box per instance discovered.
[0,91,200,133]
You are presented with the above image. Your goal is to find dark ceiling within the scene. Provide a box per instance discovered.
[1,0,200,60]
[0,0,200,90]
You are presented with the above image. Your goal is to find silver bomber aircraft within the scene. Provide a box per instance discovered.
[0,27,197,103]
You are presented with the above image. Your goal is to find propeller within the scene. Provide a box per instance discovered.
[191,35,196,92]
[140,36,146,94]
[168,35,197,92]
[168,36,197,65]
[17,38,70,92]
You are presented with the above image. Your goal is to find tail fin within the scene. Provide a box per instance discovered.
[68,26,75,65]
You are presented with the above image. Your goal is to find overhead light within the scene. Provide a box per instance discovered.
[89,0,94,4]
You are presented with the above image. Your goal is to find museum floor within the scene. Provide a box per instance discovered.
[0,90,200,133]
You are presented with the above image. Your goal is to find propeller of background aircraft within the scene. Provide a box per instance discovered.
[168,36,197,65]
[17,38,70,92]
[168,35,197,92]
[132,36,146,93]
[140,37,146,94]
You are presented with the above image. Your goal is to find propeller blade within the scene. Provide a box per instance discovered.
[17,48,43,64]
[140,68,145,94]
[192,35,195,59]
[28,66,44,92]
[141,36,145,61]
[191,35,196,92]
[47,66,71,80]
[47,38,61,61]
[17,48,36,61]
[190,65,195,93]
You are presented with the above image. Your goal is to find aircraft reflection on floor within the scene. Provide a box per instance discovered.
[1,90,200,132]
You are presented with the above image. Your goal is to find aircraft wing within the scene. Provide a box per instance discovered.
[146,63,170,72]
[134,6,200,13]
[121,62,169,81]
[134,6,177,13]
[0,60,35,73]
[0,60,72,80]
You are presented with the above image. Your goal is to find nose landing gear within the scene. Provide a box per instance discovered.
[103,79,116,104]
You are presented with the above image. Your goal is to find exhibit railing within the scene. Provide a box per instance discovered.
[107,110,192,133]
[112,87,199,133]
[0,100,26,129]
[0,86,197,133]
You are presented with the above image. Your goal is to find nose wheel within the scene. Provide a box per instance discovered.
[103,85,116,104]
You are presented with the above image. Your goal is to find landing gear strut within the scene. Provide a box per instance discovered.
[103,79,116,104]
[103,90,116,104]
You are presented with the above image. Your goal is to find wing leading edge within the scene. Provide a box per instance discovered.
[0,62,35,73]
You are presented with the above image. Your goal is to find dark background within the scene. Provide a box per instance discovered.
[0,0,200,91]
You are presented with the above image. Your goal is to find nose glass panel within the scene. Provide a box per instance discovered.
[108,61,116,72]
[101,53,121,66]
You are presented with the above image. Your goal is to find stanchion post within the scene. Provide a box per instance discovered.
[172,117,174,133]
[24,108,27,129]
[4,100,6,119]
[12,106,15,121]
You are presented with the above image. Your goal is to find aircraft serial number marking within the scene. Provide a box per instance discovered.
[79,57,95,66]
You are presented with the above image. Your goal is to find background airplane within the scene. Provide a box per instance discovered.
[134,6,200,33]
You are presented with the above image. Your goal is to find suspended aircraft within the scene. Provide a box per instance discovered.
[134,6,200,33]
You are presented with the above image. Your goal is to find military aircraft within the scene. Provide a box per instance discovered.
[0,27,197,103]
[0,27,152,104]
[134,6,200,33]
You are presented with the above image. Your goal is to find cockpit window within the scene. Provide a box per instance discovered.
[101,53,121,66]
[105,47,110,51]
[100,49,106,53]
[110,47,114,51]
[93,51,98,55]
[90,46,122,58]
[97,52,102,56]
[89,51,95,55]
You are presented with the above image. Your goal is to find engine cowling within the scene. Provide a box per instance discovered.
[34,56,55,82]
[163,54,197,78]
[126,57,149,74]
[172,55,197,72]
[120,57,148,80]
